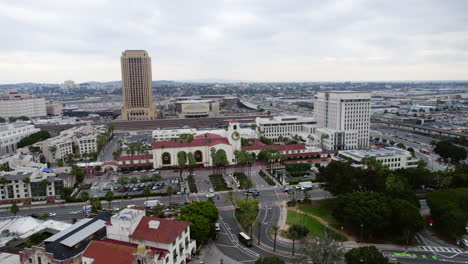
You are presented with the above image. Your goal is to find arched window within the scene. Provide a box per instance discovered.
[162,152,171,165]
[194,150,203,163]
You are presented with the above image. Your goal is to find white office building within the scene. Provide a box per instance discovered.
[255,116,317,143]
[152,128,197,141]
[0,122,40,156]
[0,90,46,118]
[336,147,419,170]
[314,91,371,150]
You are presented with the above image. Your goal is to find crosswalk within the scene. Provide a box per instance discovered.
[418,246,465,253]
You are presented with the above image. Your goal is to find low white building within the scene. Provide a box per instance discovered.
[152,128,197,141]
[0,122,40,156]
[336,147,419,170]
[83,208,196,264]
[255,116,317,143]
[0,90,46,118]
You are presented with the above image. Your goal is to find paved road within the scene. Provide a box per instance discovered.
[371,128,447,171]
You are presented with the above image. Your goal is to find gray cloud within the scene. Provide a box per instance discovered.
[0,0,467,83]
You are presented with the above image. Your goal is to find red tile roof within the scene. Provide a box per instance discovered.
[117,154,153,161]
[152,138,230,149]
[82,239,167,264]
[130,217,190,244]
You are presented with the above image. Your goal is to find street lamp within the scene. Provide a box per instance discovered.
[360,224,364,243]
[341,226,344,247]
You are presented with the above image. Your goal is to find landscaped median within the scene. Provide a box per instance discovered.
[233,172,254,189]
[209,174,232,191]
[286,210,345,241]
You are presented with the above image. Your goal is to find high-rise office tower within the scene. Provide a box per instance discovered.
[121,50,157,120]
[314,91,371,150]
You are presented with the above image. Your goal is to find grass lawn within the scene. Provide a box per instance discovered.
[233,172,255,189]
[187,175,198,193]
[298,199,338,228]
[209,174,232,191]
[286,210,345,241]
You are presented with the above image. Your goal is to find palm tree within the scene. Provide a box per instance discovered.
[143,186,151,203]
[80,191,89,207]
[307,135,315,146]
[104,190,113,208]
[320,134,329,150]
[256,220,262,245]
[271,225,280,252]
[10,203,19,216]
[41,179,49,197]
[225,191,238,208]
[166,186,175,204]
[289,229,300,256]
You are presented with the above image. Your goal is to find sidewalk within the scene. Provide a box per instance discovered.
[191,242,240,264]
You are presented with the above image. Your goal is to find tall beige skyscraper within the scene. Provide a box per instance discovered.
[121,50,157,120]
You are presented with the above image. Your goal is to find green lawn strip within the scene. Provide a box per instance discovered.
[286,210,344,241]
[297,199,338,228]
[209,174,232,191]
[187,175,198,193]
[259,170,275,186]
[233,172,254,189]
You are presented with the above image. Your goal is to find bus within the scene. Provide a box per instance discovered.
[238,232,252,247]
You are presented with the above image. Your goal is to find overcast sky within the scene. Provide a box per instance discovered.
[1,0,467,83]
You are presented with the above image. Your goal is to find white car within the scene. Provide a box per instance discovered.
[49,212,56,217]
[206,193,215,198]
[69,211,79,215]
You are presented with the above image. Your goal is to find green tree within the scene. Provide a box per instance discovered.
[302,235,344,264]
[104,190,114,208]
[434,140,467,162]
[177,151,187,182]
[345,246,389,264]
[255,257,285,264]
[187,152,196,176]
[236,199,259,238]
[10,203,19,216]
[90,198,102,213]
[289,229,301,256]
[60,187,74,201]
[178,214,211,244]
[143,186,151,203]
[17,131,51,148]
[130,177,138,184]
[117,176,129,185]
[289,223,309,237]
[80,191,89,202]
[179,201,219,244]
[166,186,175,204]
[225,191,238,208]
[271,224,280,252]
[426,188,467,238]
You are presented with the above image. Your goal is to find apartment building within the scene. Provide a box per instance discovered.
[314,91,371,150]
[0,153,63,205]
[0,122,40,156]
[121,50,157,121]
[82,208,196,264]
[255,116,317,143]
[0,90,46,118]
[336,147,419,170]
[41,126,101,163]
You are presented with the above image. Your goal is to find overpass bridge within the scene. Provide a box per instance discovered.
[372,121,466,140]
[239,100,259,110]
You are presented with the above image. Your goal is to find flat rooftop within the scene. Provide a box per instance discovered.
[339,147,409,160]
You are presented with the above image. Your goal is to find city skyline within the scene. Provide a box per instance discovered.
[1,0,468,83]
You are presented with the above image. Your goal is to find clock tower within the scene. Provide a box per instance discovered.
[227,120,241,151]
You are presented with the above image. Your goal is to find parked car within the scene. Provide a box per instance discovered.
[206,193,215,198]
[215,223,221,232]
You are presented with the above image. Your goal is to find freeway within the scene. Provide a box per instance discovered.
[371,127,447,171]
